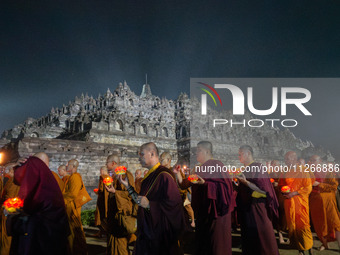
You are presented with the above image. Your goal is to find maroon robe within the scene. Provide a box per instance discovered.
[9,156,70,255]
[236,162,279,255]
[181,159,235,255]
[135,165,185,255]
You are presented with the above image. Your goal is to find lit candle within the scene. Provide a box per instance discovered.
[281,185,291,193]
[103,176,113,186]
[188,174,199,183]
[115,166,127,175]
[3,197,23,213]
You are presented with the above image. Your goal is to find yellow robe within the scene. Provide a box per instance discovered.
[310,173,340,242]
[280,169,313,251]
[63,172,87,255]
[52,171,65,191]
[0,178,20,255]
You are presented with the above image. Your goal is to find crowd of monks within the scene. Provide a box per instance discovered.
[0,141,339,255]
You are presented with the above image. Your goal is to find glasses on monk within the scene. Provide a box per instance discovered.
[106,161,117,165]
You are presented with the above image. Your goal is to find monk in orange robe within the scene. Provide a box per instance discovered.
[0,164,20,255]
[52,169,64,191]
[308,155,340,251]
[58,164,70,185]
[94,166,109,237]
[63,159,88,255]
[279,151,314,255]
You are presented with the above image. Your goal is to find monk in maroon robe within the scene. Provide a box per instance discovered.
[236,145,279,255]
[114,142,185,255]
[8,153,70,255]
[175,141,235,255]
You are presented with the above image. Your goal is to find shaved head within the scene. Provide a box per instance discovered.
[284,151,298,166]
[140,142,159,156]
[238,145,254,165]
[100,166,108,175]
[139,142,160,169]
[106,153,120,171]
[309,155,322,165]
[67,159,79,174]
[107,153,120,165]
[197,141,213,155]
[34,152,49,167]
[239,145,254,156]
[58,164,67,177]
[160,152,172,169]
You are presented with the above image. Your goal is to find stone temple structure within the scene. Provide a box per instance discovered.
[0,81,334,208]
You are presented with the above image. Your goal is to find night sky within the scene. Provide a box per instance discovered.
[1,1,339,159]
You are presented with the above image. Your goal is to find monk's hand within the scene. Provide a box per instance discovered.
[313,181,320,186]
[236,173,247,184]
[15,157,28,167]
[173,165,184,184]
[117,174,129,188]
[283,191,298,199]
[196,175,205,185]
[105,184,116,193]
[137,196,150,209]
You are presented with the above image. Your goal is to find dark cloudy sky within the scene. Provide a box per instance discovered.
[0,1,339,158]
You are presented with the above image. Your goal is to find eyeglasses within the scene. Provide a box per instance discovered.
[106,161,117,165]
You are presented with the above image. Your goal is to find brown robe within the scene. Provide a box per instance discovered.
[94,175,109,231]
[236,162,279,255]
[135,164,185,255]
[106,170,137,255]
[181,159,234,255]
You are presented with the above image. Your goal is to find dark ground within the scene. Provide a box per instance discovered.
[84,226,340,255]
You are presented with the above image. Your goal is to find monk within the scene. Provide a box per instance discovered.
[117,142,185,255]
[279,151,314,255]
[94,166,108,237]
[0,164,20,255]
[58,164,70,184]
[308,155,340,251]
[236,145,279,255]
[52,167,64,191]
[104,154,137,255]
[63,159,88,255]
[175,141,234,255]
[161,152,196,229]
[9,152,69,255]
[270,159,288,244]
[134,169,143,193]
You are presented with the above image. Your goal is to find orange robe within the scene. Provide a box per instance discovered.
[0,178,20,255]
[63,172,87,255]
[52,171,65,191]
[107,171,137,255]
[310,173,340,242]
[279,169,313,251]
